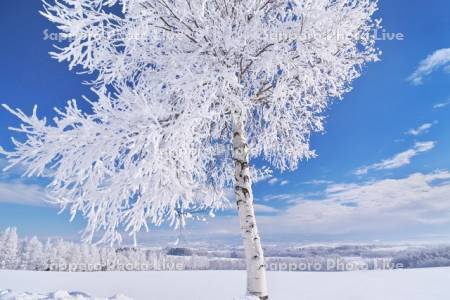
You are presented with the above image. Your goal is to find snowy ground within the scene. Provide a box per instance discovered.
[0,290,132,300]
[1,268,450,300]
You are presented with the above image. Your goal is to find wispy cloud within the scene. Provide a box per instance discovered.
[267,177,290,186]
[262,194,295,202]
[433,100,450,109]
[0,158,51,207]
[302,179,333,185]
[408,48,450,85]
[196,171,450,240]
[355,141,435,175]
[267,178,279,185]
[406,123,433,136]
[258,171,450,236]
[253,204,279,214]
[0,180,50,207]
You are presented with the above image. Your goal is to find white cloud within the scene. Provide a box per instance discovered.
[267,178,279,185]
[259,171,450,235]
[267,178,290,186]
[0,158,51,207]
[406,123,433,136]
[408,48,450,85]
[0,180,50,207]
[302,179,333,185]
[253,204,279,214]
[262,193,295,202]
[188,171,450,241]
[433,100,450,109]
[355,141,435,175]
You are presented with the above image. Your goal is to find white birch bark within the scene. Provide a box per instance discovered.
[233,115,269,299]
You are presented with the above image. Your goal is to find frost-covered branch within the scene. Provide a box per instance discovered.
[2,86,230,243]
[40,0,380,169]
[2,0,380,246]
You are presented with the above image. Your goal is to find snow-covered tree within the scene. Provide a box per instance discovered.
[0,229,4,269]
[0,227,19,269]
[99,246,118,271]
[52,239,72,271]
[43,238,59,271]
[1,0,380,297]
[20,236,44,270]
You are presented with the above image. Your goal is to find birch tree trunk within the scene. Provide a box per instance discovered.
[233,115,269,299]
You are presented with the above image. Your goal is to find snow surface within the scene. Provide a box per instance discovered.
[1,268,450,300]
[0,290,131,300]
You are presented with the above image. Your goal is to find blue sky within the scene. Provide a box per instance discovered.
[0,0,449,245]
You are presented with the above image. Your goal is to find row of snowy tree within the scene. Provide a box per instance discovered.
[0,228,243,272]
[391,246,450,269]
[0,228,178,271]
[2,228,449,272]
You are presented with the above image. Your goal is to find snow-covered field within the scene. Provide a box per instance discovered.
[1,268,450,300]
